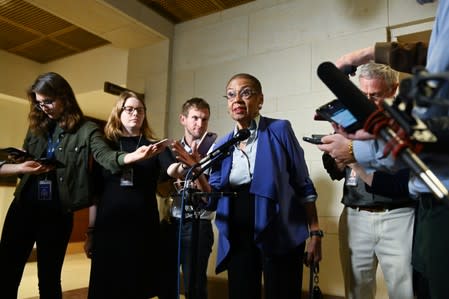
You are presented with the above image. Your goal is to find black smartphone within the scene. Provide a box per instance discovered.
[316,99,362,133]
[1,147,34,159]
[35,157,65,168]
[197,132,217,156]
[154,138,171,148]
[303,135,325,145]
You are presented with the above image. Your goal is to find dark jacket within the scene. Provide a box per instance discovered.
[14,120,126,213]
[209,116,317,273]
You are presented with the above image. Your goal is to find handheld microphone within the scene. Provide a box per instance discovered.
[316,61,449,201]
[197,128,250,166]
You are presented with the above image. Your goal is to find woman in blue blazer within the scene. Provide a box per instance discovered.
[209,73,322,299]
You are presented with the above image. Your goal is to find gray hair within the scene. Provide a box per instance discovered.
[359,62,399,90]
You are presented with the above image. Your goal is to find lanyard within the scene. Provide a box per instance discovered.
[47,131,61,159]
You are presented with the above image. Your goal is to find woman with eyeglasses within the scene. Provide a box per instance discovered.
[86,91,173,299]
[207,73,322,299]
[0,72,165,298]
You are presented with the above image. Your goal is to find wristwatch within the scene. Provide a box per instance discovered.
[309,230,324,238]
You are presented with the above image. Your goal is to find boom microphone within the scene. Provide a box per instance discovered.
[317,61,377,122]
[316,61,449,201]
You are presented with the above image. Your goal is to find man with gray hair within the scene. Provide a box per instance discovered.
[322,62,416,299]
[358,62,399,105]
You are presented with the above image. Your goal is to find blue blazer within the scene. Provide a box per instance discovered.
[209,116,317,273]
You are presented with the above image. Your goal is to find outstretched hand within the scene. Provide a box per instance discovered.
[0,160,52,176]
[171,140,201,167]
[124,142,167,164]
[20,160,52,174]
[335,46,375,74]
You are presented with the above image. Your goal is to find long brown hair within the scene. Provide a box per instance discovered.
[104,91,156,143]
[27,72,84,136]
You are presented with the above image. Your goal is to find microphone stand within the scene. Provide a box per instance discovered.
[177,152,236,299]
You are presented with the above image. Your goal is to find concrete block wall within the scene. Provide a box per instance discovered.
[166,0,437,297]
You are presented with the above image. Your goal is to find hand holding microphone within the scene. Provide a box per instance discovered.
[317,61,449,201]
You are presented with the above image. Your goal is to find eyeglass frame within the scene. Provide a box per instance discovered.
[223,87,259,101]
[362,91,386,101]
[121,105,146,115]
[34,98,55,110]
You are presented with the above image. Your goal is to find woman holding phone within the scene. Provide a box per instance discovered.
[86,91,172,299]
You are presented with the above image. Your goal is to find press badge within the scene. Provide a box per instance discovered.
[120,167,134,186]
[38,179,52,201]
[346,169,358,186]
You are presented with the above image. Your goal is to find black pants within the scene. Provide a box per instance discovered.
[412,194,449,299]
[0,200,73,299]
[227,184,306,299]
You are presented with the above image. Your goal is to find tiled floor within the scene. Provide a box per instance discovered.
[19,242,186,299]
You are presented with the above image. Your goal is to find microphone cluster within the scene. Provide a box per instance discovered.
[316,61,449,201]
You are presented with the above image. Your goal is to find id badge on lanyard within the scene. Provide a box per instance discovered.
[38,130,59,200]
[120,167,134,186]
[346,169,358,187]
[38,178,52,200]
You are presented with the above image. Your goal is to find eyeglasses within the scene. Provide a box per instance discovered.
[122,106,146,115]
[224,87,258,101]
[34,98,55,110]
[362,92,385,101]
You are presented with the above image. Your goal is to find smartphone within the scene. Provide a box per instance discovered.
[302,135,326,145]
[35,157,65,168]
[316,99,362,133]
[154,138,171,148]
[197,132,218,156]
[1,147,34,159]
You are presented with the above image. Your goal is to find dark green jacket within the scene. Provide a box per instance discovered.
[14,120,126,213]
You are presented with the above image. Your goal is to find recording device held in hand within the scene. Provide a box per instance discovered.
[317,61,449,202]
[1,147,34,160]
[303,134,327,145]
[1,147,65,168]
[197,132,218,156]
[315,99,362,133]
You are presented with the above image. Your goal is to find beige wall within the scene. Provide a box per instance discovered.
[0,42,171,238]
[166,0,437,297]
[0,0,439,297]
[0,96,30,232]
